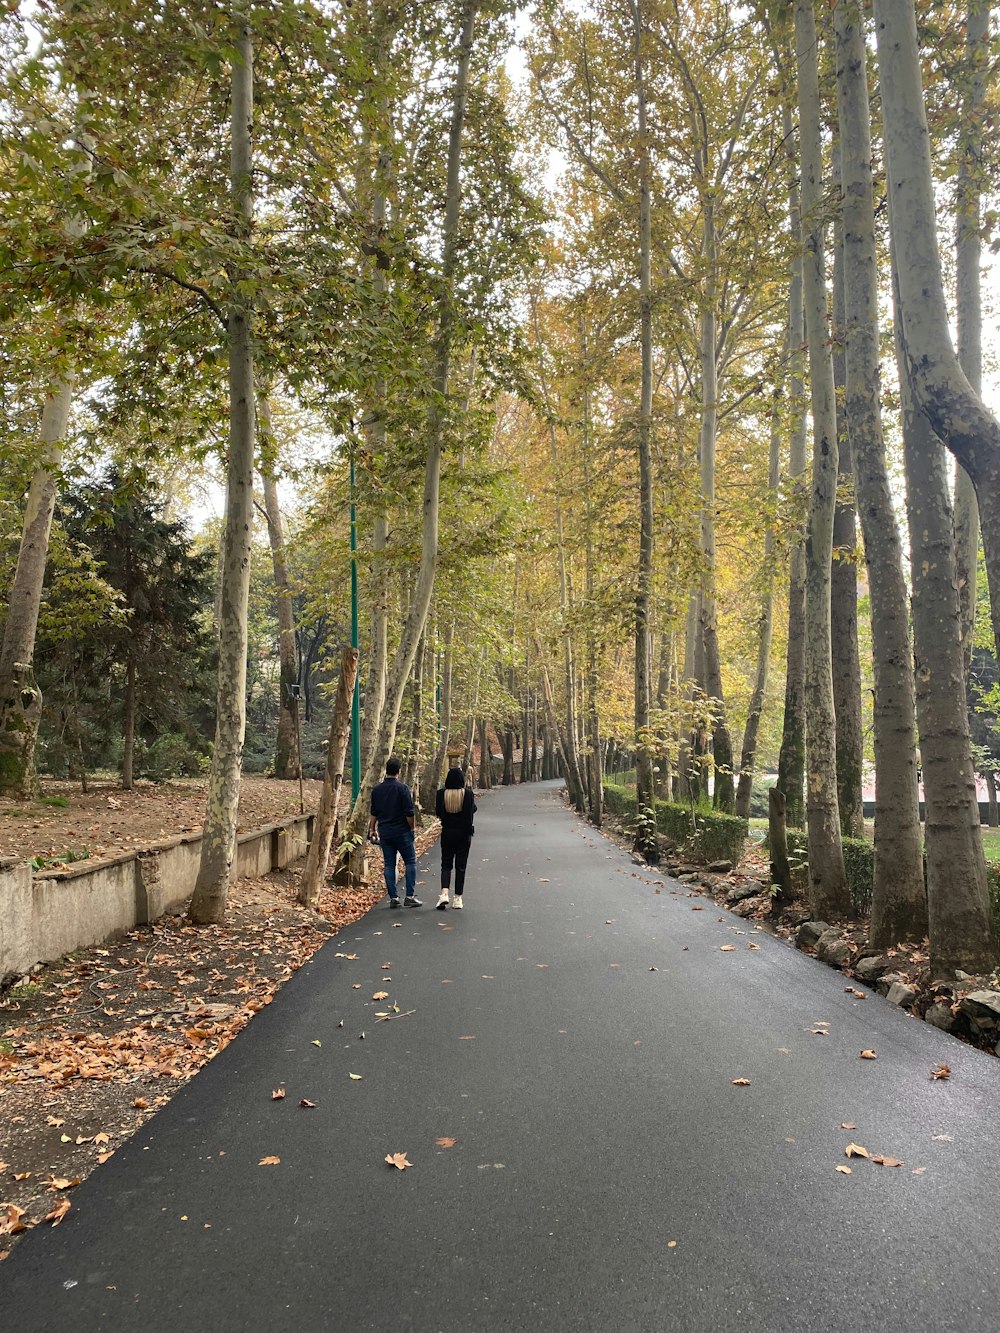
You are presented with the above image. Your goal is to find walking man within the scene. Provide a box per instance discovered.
[369,757,422,908]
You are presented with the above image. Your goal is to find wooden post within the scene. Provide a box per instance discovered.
[298,646,360,908]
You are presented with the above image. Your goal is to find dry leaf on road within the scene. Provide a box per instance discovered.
[435,1137,457,1148]
[845,1143,870,1159]
[835,1165,852,1175]
[372,991,389,1001]
[44,1198,71,1226]
[840,1122,857,1130]
[349,1073,363,1081]
[719,945,736,952]
[299,1099,317,1108]
[731,1078,751,1086]
[258,1156,281,1166]
[860,1049,877,1060]
[385,1152,412,1170]
[872,1155,904,1167]
[271,1087,286,1100]
[931,1063,951,1081]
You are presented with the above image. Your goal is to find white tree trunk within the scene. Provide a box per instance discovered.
[260,402,300,781]
[834,0,925,944]
[189,19,256,924]
[795,0,850,917]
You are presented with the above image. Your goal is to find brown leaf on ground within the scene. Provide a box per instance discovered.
[835,1165,852,1175]
[45,1176,81,1191]
[0,1205,27,1236]
[372,991,389,1001]
[872,1155,904,1167]
[860,1049,877,1060]
[435,1137,457,1148]
[731,1078,751,1086]
[44,1198,71,1226]
[44,1116,65,1127]
[719,945,737,952]
[458,1035,476,1040]
[385,1152,412,1170]
[840,1122,857,1130]
[271,1087,286,1100]
[133,1098,149,1110]
[258,1156,281,1166]
[931,1063,951,1080]
[299,1099,317,1109]
[845,1143,870,1159]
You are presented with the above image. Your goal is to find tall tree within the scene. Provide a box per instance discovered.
[795,0,850,917]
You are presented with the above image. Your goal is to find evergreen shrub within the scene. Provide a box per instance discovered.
[603,783,748,869]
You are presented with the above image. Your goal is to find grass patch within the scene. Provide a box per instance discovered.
[37,794,70,809]
[29,847,91,871]
[5,982,41,1000]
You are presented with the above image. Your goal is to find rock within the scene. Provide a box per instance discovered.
[955,970,974,982]
[815,929,853,968]
[885,981,918,1008]
[706,860,732,874]
[959,990,1000,1036]
[795,921,830,949]
[726,883,760,904]
[732,897,764,919]
[875,971,909,997]
[854,955,894,986]
[678,873,699,884]
[925,1002,958,1033]
[631,854,647,866]
[675,863,701,876]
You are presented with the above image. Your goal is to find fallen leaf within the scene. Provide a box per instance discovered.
[840,1122,857,1130]
[872,1155,904,1167]
[435,1137,457,1148]
[845,1143,870,1159]
[912,1167,927,1176]
[311,1040,322,1047]
[97,1152,113,1164]
[14,1172,31,1181]
[538,878,550,883]
[46,1176,81,1191]
[0,1205,27,1236]
[809,1028,828,1036]
[385,1152,412,1170]
[690,906,704,911]
[299,1099,317,1108]
[372,991,389,1001]
[44,1198,71,1226]
[133,1098,149,1110]
[860,1049,877,1060]
[59,1134,71,1143]
[835,1165,852,1175]
[931,1063,951,1081]
[719,945,736,952]
[458,1035,476,1041]
[931,1134,954,1142]
[349,1073,363,1080]
[747,942,759,950]
[731,1077,751,1086]
[666,1240,677,1248]
[352,984,361,990]
[45,1116,65,1127]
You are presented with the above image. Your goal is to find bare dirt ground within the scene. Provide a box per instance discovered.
[0,775,325,868]
[0,784,441,1257]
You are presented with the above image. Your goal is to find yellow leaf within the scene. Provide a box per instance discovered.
[845,1143,870,1159]
[666,1240,677,1248]
[349,1073,363,1080]
[385,1152,412,1170]
[258,1156,281,1166]
[311,1040,322,1047]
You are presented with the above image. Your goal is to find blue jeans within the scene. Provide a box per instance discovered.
[379,826,416,899]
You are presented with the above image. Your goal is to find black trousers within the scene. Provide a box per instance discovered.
[441,834,472,895]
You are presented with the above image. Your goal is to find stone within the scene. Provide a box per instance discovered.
[885,981,918,1008]
[732,897,763,919]
[854,955,894,986]
[875,971,909,997]
[925,1002,957,1033]
[795,921,830,949]
[726,883,760,904]
[959,990,1000,1035]
[678,873,699,884]
[706,860,732,874]
[814,929,853,968]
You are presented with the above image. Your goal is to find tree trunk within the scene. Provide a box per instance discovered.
[795,0,850,917]
[768,787,794,911]
[345,3,478,844]
[260,411,299,781]
[874,0,1000,678]
[632,0,656,821]
[189,20,256,924]
[535,636,587,815]
[502,728,515,786]
[835,0,926,945]
[953,1,989,672]
[735,395,779,819]
[986,770,998,828]
[776,97,808,831]
[122,655,137,791]
[299,647,359,909]
[478,717,492,788]
[830,184,865,839]
[420,619,453,808]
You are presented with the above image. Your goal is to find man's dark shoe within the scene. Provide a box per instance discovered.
[388,897,400,909]
[403,895,423,908]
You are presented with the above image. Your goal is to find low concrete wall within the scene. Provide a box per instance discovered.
[1,813,314,984]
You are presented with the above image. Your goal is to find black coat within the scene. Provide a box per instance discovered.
[435,787,476,840]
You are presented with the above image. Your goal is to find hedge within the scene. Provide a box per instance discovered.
[603,783,748,869]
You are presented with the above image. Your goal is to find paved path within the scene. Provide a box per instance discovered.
[4,780,1000,1331]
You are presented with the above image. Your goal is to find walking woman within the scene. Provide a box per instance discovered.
[435,766,476,909]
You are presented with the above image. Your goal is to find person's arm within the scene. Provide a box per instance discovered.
[369,788,379,840]
[404,784,416,831]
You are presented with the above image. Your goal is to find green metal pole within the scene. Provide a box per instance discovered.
[350,451,361,802]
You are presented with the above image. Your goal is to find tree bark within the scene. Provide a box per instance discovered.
[631,0,656,824]
[795,0,850,917]
[768,787,794,911]
[299,647,359,909]
[260,406,299,781]
[535,635,587,814]
[874,0,1000,676]
[122,655,137,791]
[189,19,256,924]
[420,619,454,808]
[830,184,865,839]
[986,770,998,828]
[776,94,808,830]
[953,1,989,672]
[835,0,926,945]
[345,3,478,844]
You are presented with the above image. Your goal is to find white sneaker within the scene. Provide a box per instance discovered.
[452,897,463,909]
[435,892,449,910]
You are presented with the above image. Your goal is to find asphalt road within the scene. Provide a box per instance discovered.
[4,780,1000,1332]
